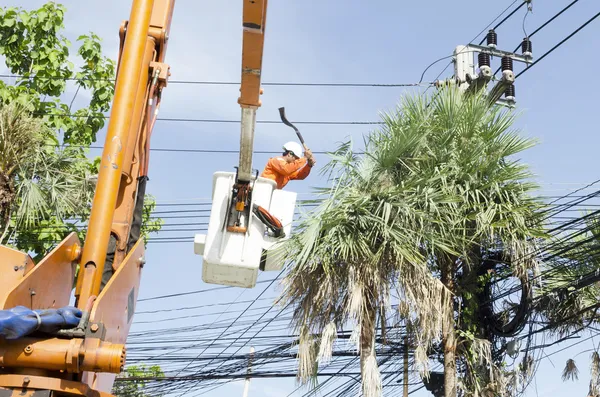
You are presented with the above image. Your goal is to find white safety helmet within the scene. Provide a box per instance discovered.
[282,141,303,158]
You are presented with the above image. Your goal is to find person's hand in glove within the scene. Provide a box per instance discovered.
[0,306,82,340]
[37,307,82,334]
[305,148,316,167]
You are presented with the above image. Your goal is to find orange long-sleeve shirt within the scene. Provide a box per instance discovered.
[261,156,312,189]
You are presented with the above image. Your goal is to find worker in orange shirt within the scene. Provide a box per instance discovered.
[261,141,316,189]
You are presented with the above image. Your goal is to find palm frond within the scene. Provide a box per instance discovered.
[280,87,545,396]
[562,358,579,381]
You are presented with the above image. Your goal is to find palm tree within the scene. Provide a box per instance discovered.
[277,87,546,397]
[0,103,94,249]
[0,103,42,229]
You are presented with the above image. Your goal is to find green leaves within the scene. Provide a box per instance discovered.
[113,364,165,397]
[0,3,115,146]
[0,2,161,257]
[141,195,163,246]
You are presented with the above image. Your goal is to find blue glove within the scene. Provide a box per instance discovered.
[0,306,83,340]
[37,307,82,334]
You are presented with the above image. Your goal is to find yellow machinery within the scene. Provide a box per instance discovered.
[0,0,274,395]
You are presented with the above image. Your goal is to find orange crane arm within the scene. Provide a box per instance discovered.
[76,0,174,308]
[237,0,268,183]
[224,0,270,235]
[0,0,274,395]
[0,0,174,395]
[238,0,268,109]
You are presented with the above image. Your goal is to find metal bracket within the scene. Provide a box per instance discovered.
[467,44,533,64]
[449,44,521,107]
[85,322,107,339]
[149,61,171,88]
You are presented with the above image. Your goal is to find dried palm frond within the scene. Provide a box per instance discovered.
[590,351,600,396]
[316,321,336,364]
[562,359,579,381]
[296,326,318,386]
[362,354,382,397]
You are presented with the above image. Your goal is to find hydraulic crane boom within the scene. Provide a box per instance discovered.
[0,0,275,394]
[75,0,173,310]
[223,0,270,236]
[0,0,174,395]
[237,0,268,183]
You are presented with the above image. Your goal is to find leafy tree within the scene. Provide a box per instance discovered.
[278,87,546,397]
[113,364,165,397]
[0,2,162,258]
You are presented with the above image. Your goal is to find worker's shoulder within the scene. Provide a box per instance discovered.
[267,156,286,163]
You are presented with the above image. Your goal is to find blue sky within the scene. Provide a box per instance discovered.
[4,0,600,396]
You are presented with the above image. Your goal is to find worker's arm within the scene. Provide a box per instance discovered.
[289,161,312,180]
[268,157,309,177]
[305,148,316,167]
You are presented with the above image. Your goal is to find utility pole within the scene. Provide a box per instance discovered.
[438,25,533,107]
[242,346,255,397]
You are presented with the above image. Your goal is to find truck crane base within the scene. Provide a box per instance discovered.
[194,171,296,288]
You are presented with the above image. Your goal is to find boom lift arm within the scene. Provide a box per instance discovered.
[227,0,269,235]
[238,0,268,182]
[195,0,297,288]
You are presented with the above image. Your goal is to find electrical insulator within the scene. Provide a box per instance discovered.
[487,29,497,48]
[478,52,491,68]
[521,37,532,57]
[501,56,513,72]
[505,85,515,100]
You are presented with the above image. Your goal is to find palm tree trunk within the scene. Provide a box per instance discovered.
[441,263,457,397]
[360,303,380,397]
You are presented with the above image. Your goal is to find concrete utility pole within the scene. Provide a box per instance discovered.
[242,347,255,397]
[439,24,534,108]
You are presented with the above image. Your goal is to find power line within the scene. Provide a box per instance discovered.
[516,10,600,79]
[0,74,429,88]
[34,113,384,125]
[137,278,279,302]
[526,0,580,40]
[170,273,285,397]
[493,0,583,76]
[487,0,527,36]
[420,0,523,84]
[81,146,366,155]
